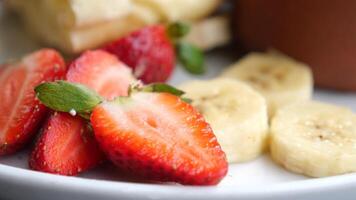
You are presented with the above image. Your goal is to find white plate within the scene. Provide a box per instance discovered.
[1,4,356,200]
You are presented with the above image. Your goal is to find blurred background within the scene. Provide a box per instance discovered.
[1,0,356,91]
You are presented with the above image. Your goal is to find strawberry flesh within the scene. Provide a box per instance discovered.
[103,25,175,84]
[0,49,66,155]
[29,112,103,175]
[91,92,228,185]
[30,50,135,175]
[66,50,134,100]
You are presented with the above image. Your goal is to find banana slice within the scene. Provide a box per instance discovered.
[220,52,313,117]
[179,78,268,163]
[270,101,356,177]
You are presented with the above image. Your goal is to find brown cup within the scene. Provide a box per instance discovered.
[234,0,356,91]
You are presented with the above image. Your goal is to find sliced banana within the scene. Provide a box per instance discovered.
[220,52,313,117]
[270,101,356,177]
[179,78,268,163]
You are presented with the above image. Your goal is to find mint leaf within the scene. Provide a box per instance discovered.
[129,83,192,103]
[167,22,190,40]
[181,97,193,104]
[177,42,205,75]
[143,83,185,96]
[131,83,185,96]
[35,81,103,117]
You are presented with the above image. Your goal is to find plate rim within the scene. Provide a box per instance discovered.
[0,162,356,199]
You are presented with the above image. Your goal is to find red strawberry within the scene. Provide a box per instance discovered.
[0,49,66,155]
[66,50,134,100]
[29,112,103,175]
[30,50,135,175]
[103,25,175,84]
[91,92,228,185]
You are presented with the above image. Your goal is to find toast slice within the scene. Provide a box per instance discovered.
[7,0,228,53]
[185,15,231,50]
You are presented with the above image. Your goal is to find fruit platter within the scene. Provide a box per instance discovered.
[1,1,356,200]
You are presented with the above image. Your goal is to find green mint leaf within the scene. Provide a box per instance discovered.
[177,42,205,75]
[181,97,193,104]
[167,22,190,40]
[130,83,185,97]
[128,83,192,103]
[35,81,103,116]
[143,83,185,96]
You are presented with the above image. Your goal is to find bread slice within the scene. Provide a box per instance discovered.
[7,0,227,53]
[6,0,133,28]
[132,0,222,21]
[185,15,231,50]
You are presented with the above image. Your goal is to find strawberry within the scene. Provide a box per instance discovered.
[29,112,103,175]
[103,25,176,84]
[91,92,228,185]
[30,50,135,175]
[0,49,66,155]
[65,50,134,100]
[35,81,228,185]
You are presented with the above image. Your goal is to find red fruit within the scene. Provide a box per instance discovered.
[0,49,66,155]
[103,25,175,83]
[29,112,103,175]
[30,50,135,175]
[66,50,134,100]
[91,92,228,185]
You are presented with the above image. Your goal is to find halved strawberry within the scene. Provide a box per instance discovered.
[29,112,103,175]
[30,50,135,175]
[0,49,66,155]
[103,25,176,84]
[66,50,135,100]
[35,81,228,185]
[91,92,228,185]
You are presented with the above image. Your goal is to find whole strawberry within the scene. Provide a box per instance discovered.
[103,25,175,83]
